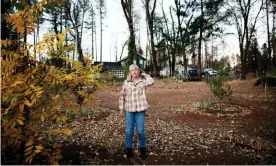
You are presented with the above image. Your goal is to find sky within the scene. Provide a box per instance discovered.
[27,0,272,65]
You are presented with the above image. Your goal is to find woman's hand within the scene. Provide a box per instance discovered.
[141,72,154,86]
[120,109,124,117]
[141,72,147,76]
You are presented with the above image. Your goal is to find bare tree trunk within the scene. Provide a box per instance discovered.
[198,0,203,78]
[204,41,208,68]
[175,0,185,70]
[146,24,150,67]
[65,17,71,70]
[75,26,84,63]
[81,8,85,46]
[24,27,27,50]
[212,49,215,67]
[96,0,106,62]
[161,0,172,75]
[100,6,103,62]
[266,0,272,69]
[60,7,63,33]
[95,23,98,61]
[145,0,157,76]
[174,0,193,72]
[115,33,118,62]
[92,11,94,60]
[37,17,40,61]
[166,39,172,76]
[273,8,276,66]
[120,39,128,60]
[121,0,139,67]
[240,42,245,79]
[60,7,64,67]
[33,28,36,60]
[65,1,88,64]
[169,7,176,75]
[228,0,264,79]
[255,45,258,71]
[73,44,75,61]
[77,38,84,63]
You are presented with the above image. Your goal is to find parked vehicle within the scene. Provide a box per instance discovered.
[254,77,276,87]
[159,67,170,77]
[202,68,217,76]
[188,69,201,81]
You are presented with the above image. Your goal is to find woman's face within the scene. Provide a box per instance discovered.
[130,67,140,79]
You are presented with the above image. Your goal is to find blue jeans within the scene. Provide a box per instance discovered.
[125,111,146,148]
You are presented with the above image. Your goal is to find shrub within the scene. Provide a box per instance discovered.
[266,68,276,78]
[205,68,232,110]
[1,1,104,164]
[196,101,214,111]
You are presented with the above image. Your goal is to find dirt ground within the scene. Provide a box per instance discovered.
[55,79,276,165]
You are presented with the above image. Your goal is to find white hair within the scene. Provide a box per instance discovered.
[127,64,141,81]
[129,64,140,70]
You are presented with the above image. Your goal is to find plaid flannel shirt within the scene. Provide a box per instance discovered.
[119,74,154,112]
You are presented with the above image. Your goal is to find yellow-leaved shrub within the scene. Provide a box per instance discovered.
[1,0,104,164]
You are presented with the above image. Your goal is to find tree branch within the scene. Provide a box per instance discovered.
[249,0,264,41]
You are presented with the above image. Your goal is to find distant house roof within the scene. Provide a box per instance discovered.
[119,54,146,62]
[93,62,124,71]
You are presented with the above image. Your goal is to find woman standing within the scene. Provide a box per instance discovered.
[119,64,154,159]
